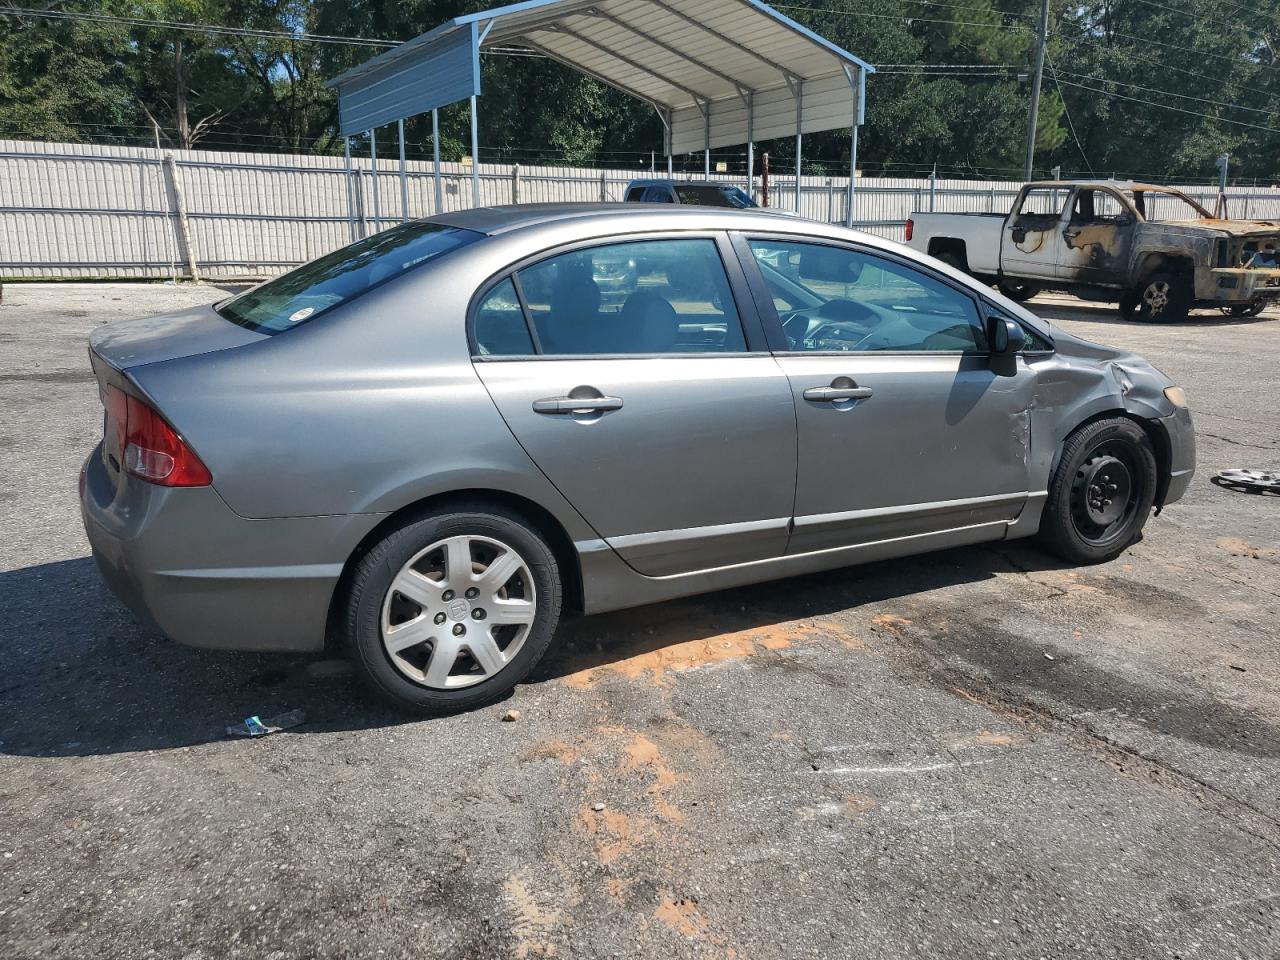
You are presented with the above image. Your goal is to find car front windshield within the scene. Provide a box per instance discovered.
[674,184,755,208]
[218,222,483,333]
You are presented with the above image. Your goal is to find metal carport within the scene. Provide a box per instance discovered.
[326,0,873,226]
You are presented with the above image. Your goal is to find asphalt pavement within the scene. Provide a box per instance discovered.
[1,284,1277,959]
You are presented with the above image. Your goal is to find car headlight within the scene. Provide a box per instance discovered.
[1164,386,1188,408]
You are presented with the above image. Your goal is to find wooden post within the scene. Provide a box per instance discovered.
[162,154,199,281]
[599,170,608,201]
[761,153,770,208]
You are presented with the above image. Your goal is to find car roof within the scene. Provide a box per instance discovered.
[625,179,743,188]
[430,202,800,237]
[1026,180,1178,193]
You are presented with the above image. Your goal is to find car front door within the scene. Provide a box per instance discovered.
[1058,187,1136,286]
[736,235,1037,554]
[471,234,797,577]
[1002,186,1073,280]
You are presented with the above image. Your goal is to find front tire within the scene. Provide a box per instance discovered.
[1121,271,1191,323]
[342,505,562,714]
[1038,418,1158,565]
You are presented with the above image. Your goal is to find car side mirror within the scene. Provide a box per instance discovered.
[986,315,1026,355]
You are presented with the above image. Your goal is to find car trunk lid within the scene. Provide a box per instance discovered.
[88,302,267,372]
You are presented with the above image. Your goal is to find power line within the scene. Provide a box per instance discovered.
[771,5,1032,32]
[777,0,1034,21]
[1057,70,1276,117]
[1045,50,1093,176]
[0,6,398,46]
[1082,21,1280,71]
[1055,78,1280,135]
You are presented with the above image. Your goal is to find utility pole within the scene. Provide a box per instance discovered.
[1023,0,1050,180]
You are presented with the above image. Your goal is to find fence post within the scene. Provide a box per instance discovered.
[826,178,835,223]
[512,164,521,204]
[161,154,200,282]
[599,170,608,202]
[929,167,937,212]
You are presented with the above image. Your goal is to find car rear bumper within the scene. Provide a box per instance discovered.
[80,445,384,652]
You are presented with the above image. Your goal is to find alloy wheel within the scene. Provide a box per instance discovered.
[1142,280,1170,317]
[379,535,537,689]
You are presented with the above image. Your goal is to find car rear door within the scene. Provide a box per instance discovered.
[471,233,797,577]
[734,234,1037,554]
[1002,186,1072,281]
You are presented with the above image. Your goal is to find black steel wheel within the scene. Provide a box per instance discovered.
[1039,417,1158,564]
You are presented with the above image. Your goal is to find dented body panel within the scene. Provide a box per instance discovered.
[909,180,1280,308]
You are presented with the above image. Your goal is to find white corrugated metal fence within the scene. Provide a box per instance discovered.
[4,139,1279,280]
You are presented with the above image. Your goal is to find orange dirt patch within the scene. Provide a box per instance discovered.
[947,729,1019,749]
[519,739,583,764]
[576,806,650,866]
[870,614,913,637]
[654,895,719,943]
[621,733,685,822]
[503,873,565,959]
[563,621,834,688]
[1218,536,1277,559]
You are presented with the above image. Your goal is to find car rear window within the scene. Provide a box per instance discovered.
[673,184,754,208]
[217,222,483,333]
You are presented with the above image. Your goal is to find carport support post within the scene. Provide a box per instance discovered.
[746,92,754,200]
[703,101,711,180]
[431,110,443,214]
[370,128,380,231]
[397,119,409,222]
[794,80,804,213]
[845,65,864,229]
[343,135,358,241]
[469,95,481,208]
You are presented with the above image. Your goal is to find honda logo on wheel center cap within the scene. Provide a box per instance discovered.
[447,598,470,621]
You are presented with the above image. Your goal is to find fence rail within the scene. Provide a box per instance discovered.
[4,139,1280,280]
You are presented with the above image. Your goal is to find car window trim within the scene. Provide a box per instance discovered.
[730,231,994,357]
[466,230,772,361]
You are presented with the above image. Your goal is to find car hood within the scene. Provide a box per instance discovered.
[88,302,266,371]
[1157,219,1280,238]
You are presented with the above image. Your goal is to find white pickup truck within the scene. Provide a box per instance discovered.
[906,180,1280,321]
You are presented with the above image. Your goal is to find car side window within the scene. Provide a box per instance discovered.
[624,186,646,202]
[474,278,535,356]
[1018,188,1070,217]
[516,238,747,355]
[1071,189,1127,225]
[747,240,987,353]
[643,186,675,203]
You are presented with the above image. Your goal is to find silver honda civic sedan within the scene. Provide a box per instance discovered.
[81,204,1195,712]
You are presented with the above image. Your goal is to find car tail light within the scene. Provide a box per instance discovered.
[104,385,211,486]
[904,218,914,242]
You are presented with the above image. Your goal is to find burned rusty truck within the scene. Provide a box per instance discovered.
[906,181,1280,321]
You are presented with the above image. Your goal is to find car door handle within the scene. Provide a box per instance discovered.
[803,385,873,402]
[532,395,624,414]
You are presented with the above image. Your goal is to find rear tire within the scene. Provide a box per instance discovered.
[1038,418,1158,565]
[1221,299,1266,318]
[342,505,562,714]
[997,279,1041,302]
[1123,271,1191,323]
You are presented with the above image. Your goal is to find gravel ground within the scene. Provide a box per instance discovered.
[1,283,1277,960]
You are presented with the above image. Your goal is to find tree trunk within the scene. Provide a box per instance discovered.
[174,39,190,150]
